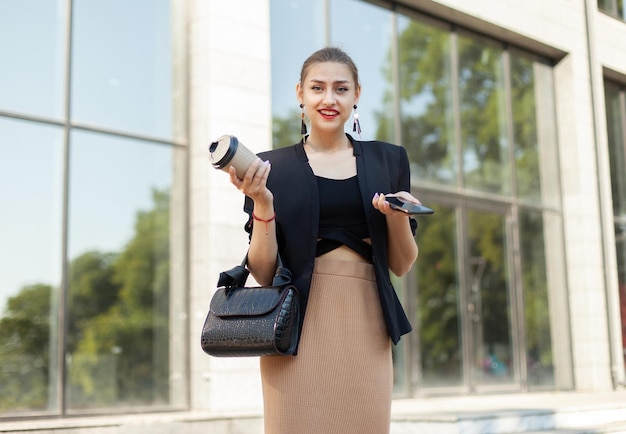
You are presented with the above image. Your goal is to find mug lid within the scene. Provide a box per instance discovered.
[209,135,238,168]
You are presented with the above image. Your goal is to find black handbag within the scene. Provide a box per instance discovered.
[200,255,300,357]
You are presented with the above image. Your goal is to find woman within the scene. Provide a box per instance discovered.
[229,47,420,434]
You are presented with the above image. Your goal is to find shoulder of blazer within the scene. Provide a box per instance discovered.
[353,139,408,184]
[355,139,407,160]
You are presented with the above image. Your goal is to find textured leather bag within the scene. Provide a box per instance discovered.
[201,255,300,357]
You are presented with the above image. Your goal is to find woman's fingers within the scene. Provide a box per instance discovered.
[385,191,422,205]
[229,166,242,188]
[372,192,393,214]
[372,192,422,215]
[230,158,271,200]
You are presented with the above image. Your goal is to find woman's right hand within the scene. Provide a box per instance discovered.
[229,158,273,205]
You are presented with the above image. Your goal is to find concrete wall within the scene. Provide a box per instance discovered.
[188,0,272,414]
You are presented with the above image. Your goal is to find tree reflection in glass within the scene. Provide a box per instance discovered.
[458,35,509,195]
[511,54,541,203]
[416,205,463,387]
[467,209,513,385]
[65,132,174,409]
[519,210,554,387]
[0,118,64,413]
[396,17,455,186]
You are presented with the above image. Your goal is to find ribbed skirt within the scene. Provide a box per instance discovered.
[260,257,392,434]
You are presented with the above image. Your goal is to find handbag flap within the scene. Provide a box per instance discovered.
[210,286,287,317]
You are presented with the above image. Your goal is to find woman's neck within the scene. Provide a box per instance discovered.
[305,130,351,153]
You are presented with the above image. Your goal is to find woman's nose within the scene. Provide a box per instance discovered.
[323,90,336,105]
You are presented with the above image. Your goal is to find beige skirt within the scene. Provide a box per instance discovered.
[260,257,392,434]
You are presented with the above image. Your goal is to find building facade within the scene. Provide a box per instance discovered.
[0,0,625,430]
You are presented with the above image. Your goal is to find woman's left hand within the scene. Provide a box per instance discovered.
[372,191,421,216]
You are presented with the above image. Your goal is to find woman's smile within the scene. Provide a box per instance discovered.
[318,108,340,119]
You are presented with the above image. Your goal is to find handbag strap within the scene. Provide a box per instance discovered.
[217,253,291,289]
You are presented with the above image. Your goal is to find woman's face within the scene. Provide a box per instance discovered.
[297,61,360,135]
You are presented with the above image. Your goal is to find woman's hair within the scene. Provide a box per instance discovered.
[299,47,360,86]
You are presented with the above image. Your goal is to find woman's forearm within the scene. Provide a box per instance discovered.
[386,214,418,277]
[246,203,278,285]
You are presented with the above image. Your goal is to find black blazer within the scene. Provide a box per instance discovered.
[244,135,414,348]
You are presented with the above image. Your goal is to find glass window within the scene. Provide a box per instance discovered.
[65,131,185,410]
[0,1,66,117]
[519,210,555,388]
[616,221,626,370]
[0,117,65,413]
[598,0,614,12]
[329,0,396,143]
[510,54,541,202]
[458,34,509,195]
[605,80,626,372]
[605,82,626,216]
[467,209,514,386]
[598,0,626,19]
[397,15,456,186]
[71,0,172,138]
[529,59,561,208]
[0,0,186,418]
[415,205,463,388]
[270,0,326,148]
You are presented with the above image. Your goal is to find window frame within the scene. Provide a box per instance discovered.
[0,0,189,419]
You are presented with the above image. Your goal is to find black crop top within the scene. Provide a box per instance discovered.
[316,175,372,260]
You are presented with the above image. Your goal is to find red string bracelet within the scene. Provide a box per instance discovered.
[252,212,276,235]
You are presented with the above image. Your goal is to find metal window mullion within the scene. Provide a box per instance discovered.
[457,205,473,392]
[0,110,185,147]
[449,28,472,391]
[70,121,187,147]
[503,50,517,200]
[0,110,65,127]
[450,29,463,190]
[621,89,626,196]
[57,0,74,417]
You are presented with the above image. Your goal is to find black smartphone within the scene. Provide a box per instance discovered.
[386,196,434,215]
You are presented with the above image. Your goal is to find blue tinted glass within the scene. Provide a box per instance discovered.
[270,0,325,147]
[330,0,395,143]
[0,117,64,413]
[71,0,172,137]
[0,1,65,117]
[66,130,179,409]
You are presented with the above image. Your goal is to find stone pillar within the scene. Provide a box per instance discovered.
[188,0,272,413]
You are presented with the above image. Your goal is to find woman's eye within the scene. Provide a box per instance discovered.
[312,86,323,91]
[337,87,348,93]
